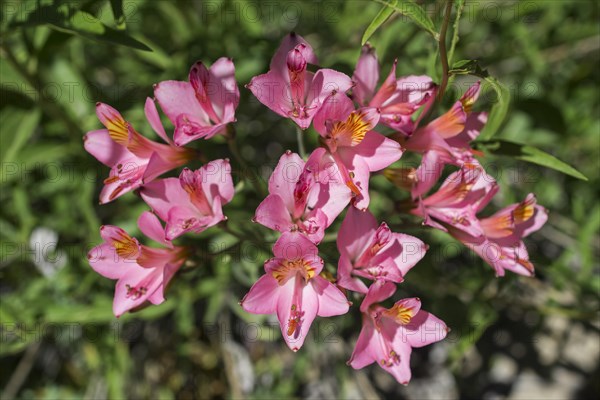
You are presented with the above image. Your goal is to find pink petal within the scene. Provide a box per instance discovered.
[352,44,379,106]
[246,70,291,120]
[270,33,318,79]
[338,206,378,260]
[83,129,129,167]
[392,234,427,276]
[268,152,305,211]
[311,276,350,317]
[353,130,402,172]
[154,80,208,125]
[138,211,170,247]
[200,159,235,205]
[276,277,319,351]
[87,243,131,280]
[144,97,171,144]
[208,57,240,121]
[273,231,320,264]
[240,274,280,314]
[254,194,294,233]
[312,91,355,136]
[348,317,379,369]
[402,309,448,348]
[140,178,192,223]
[112,265,163,317]
[360,280,396,312]
[337,254,369,294]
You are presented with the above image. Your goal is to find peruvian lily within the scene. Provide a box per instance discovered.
[352,43,436,134]
[240,232,350,351]
[448,193,548,277]
[337,207,426,293]
[87,211,188,317]
[411,162,498,237]
[154,57,239,146]
[348,281,448,385]
[310,92,402,209]
[254,151,351,244]
[84,100,196,204]
[403,81,487,197]
[246,32,353,130]
[140,159,234,240]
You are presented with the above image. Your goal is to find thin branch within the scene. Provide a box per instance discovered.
[296,125,306,159]
[225,125,266,197]
[436,0,455,102]
[448,0,465,66]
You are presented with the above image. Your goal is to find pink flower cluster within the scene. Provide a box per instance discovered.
[85,58,237,316]
[85,33,547,385]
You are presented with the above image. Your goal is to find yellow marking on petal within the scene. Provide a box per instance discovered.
[101,111,130,146]
[383,303,415,325]
[271,259,316,285]
[330,110,373,146]
[111,231,139,259]
[513,196,536,223]
[383,167,418,190]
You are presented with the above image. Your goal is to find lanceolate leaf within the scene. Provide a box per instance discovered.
[449,60,509,141]
[370,0,438,38]
[362,0,397,45]
[474,139,588,181]
[478,77,510,141]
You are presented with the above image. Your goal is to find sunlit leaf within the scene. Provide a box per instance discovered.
[474,139,588,181]
[362,0,397,45]
[370,0,437,38]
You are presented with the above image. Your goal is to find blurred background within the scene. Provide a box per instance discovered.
[1,0,598,399]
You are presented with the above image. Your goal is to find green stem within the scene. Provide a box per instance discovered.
[436,0,454,102]
[0,43,81,137]
[225,125,266,197]
[296,125,306,158]
[448,0,465,66]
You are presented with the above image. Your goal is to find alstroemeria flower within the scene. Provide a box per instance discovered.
[154,57,239,146]
[254,151,350,244]
[241,232,350,351]
[349,281,448,385]
[403,82,487,197]
[310,92,402,209]
[352,44,435,134]
[337,207,426,293]
[140,159,234,240]
[412,162,498,237]
[448,194,548,277]
[246,32,353,130]
[87,211,188,317]
[84,101,196,204]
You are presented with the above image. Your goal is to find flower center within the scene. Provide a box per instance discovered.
[271,259,316,286]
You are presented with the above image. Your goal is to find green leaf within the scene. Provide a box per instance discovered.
[478,77,510,141]
[362,0,397,45]
[109,0,126,29]
[9,4,151,51]
[370,0,437,38]
[449,60,509,141]
[474,139,588,181]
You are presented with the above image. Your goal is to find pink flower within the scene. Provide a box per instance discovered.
[154,57,239,146]
[254,151,351,244]
[348,281,448,385]
[84,101,196,204]
[412,162,498,237]
[240,232,350,351]
[337,207,427,293]
[87,211,188,317]
[140,159,234,240]
[352,44,436,134]
[310,92,403,209]
[448,194,548,276]
[246,32,353,130]
[403,82,487,197]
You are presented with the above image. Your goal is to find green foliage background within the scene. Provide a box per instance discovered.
[1,0,598,399]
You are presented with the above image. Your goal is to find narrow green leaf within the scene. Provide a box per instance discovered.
[362,0,397,45]
[1,109,41,165]
[478,77,510,141]
[109,0,126,29]
[371,0,437,38]
[474,139,588,181]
